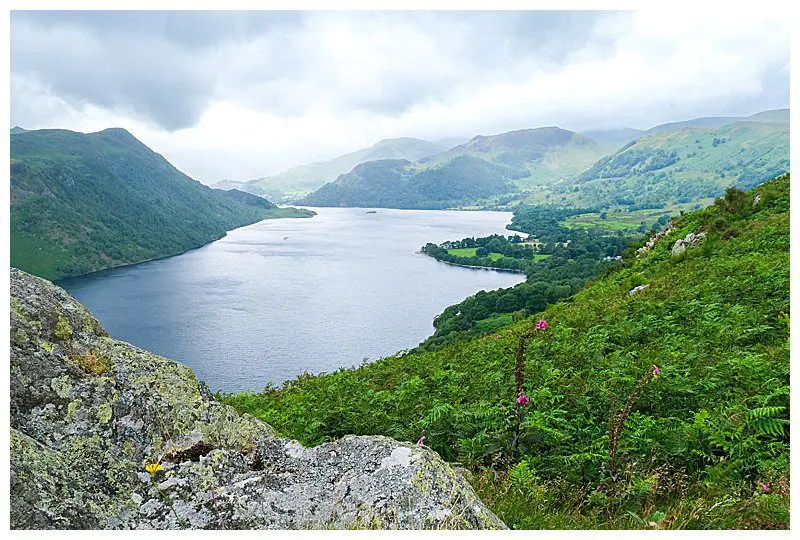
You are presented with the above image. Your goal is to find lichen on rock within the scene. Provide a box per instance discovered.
[9,268,506,530]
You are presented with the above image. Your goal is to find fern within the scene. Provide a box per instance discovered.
[746,406,788,438]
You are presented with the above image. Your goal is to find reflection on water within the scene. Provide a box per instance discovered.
[60,207,525,392]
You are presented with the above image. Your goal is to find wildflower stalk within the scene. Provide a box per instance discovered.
[514,331,532,399]
[511,331,532,461]
[511,319,547,462]
[607,365,660,496]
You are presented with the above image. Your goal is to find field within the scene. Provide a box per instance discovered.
[447,247,504,261]
[447,247,551,263]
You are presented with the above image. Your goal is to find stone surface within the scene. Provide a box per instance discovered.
[671,239,687,257]
[10,268,506,530]
[629,284,650,296]
[636,222,675,258]
[671,231,706,257]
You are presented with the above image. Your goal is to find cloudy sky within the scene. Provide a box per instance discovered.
[10,10,789,184]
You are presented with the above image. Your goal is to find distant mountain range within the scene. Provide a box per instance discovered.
[580,127,643,143]
[298,108,789,210]
[212,137,452,201]
[299,126,611,209]
[10,127,313,280]
[9,108,788,277]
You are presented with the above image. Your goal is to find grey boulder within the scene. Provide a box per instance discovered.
[10,269,506,530]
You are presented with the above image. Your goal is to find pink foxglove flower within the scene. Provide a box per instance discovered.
[516,394,529,406]
[536,319,548,331]
[760,482,770,493]
[652,365,661,378]
[416,435,426,446]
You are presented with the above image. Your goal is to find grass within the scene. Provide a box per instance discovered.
[473,313,515,334]
[560,199,718,234]
[472,469,789,530]
[447,248,548,263]
[447,248,504,261]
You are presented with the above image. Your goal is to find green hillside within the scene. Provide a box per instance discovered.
[223,174,789,529]
[11,128,314,280]
[299,127,616,209]
[418,126,614,188]
[546,121,789,210]
[215,137,448,200]
[640,108,788,136]
[299,155,518,209]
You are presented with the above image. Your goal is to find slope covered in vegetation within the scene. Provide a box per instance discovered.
[11,128,314,280]
[419,206,634,349]
[300,155,519,209]
[548,121,789,210]
[418,126,614,188]
[223,174,790,529]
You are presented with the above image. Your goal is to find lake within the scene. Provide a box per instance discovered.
[59,208,525,392]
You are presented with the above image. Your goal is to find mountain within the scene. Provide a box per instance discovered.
[10,127,314,280]
[225,173,790,529]
[10,126,28,134]
[640,108,789,136]
[576,109,789,147]
[549,119,789,209]
[299,155,519,209]
[300,126,615,209]
[215,137,449,199]
[746,108,790,123]
[418,126,615,187]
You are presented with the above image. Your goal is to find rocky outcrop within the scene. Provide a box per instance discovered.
[10,269,505,530]
[636,221,675,257]
[671,231,706,257]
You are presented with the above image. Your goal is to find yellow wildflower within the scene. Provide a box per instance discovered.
[145,463,163,475]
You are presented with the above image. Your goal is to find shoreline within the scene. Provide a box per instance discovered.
[419,253,527,274]
[55,209,314,284]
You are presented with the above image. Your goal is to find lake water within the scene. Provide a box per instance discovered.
[59,208,525,392]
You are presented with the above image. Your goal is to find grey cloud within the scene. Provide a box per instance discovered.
[11,11,621,130]
[215,11,627,119]
[11,11,307,49]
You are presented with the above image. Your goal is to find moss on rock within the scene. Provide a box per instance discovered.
[54,316,73,341]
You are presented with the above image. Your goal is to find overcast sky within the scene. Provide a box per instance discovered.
[11,10,789,184]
